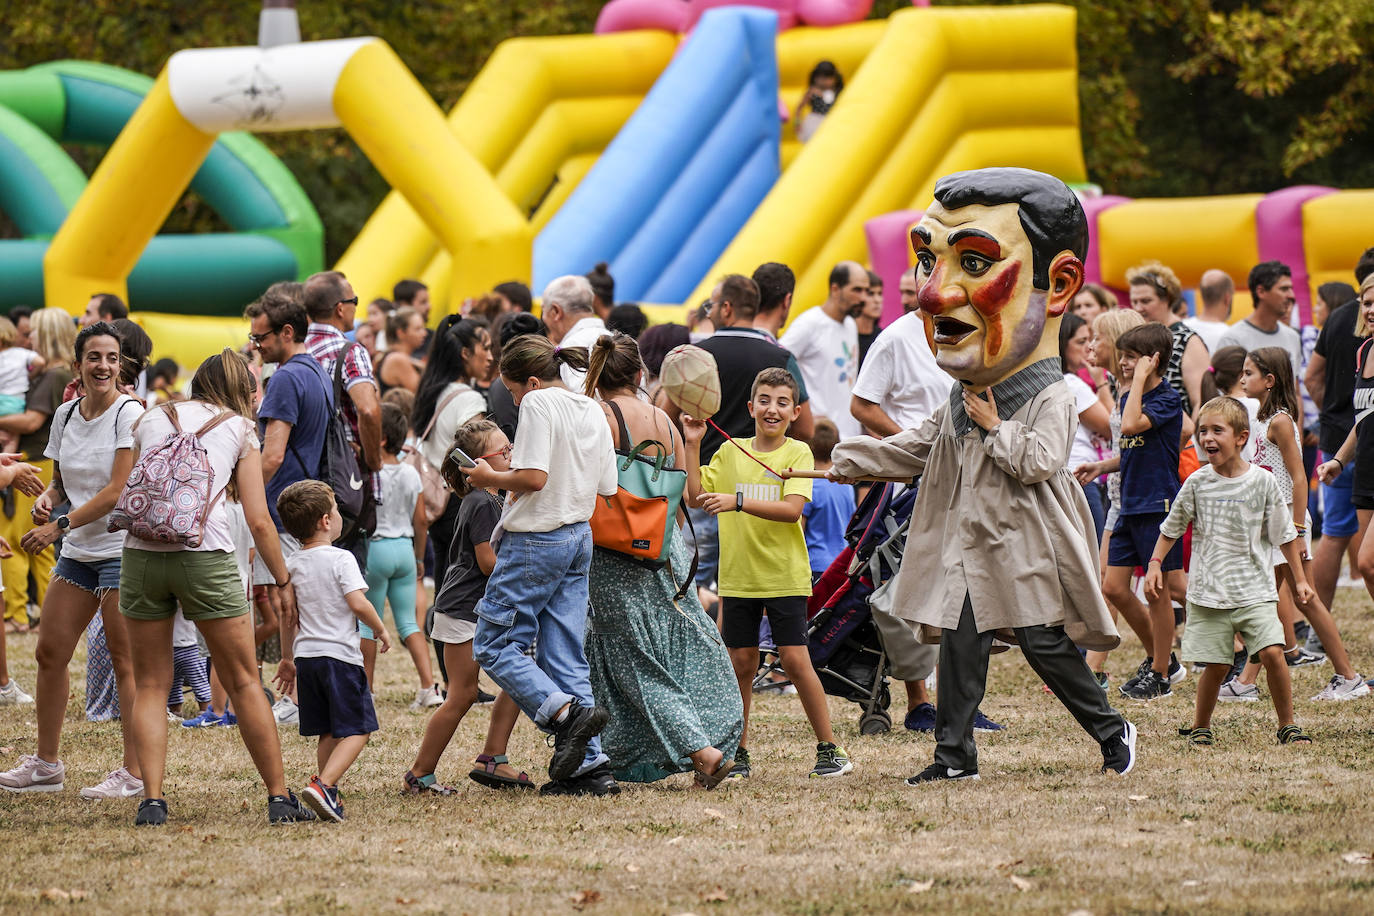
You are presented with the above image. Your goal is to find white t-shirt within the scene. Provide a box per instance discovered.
[288,545,368,666]
[172,608,199,649]
[557,316,613,391]
[850,312,954,432]
[374,462,422,539]
[418,382,488,470]
[500,387,617,534]
[1064,373,1107,469]
[46,394,143,562]
[0,347,38,399]
[780,306,861,438]
[226,500,253,595]
[1182,316,1229,354]
[124,400,258,555]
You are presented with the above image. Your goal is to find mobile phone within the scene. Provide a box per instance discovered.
[451,445,477,468]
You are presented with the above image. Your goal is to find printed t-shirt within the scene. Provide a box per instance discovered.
[780,306,861,439]
[1159,464,1295,607]
[46,394,143,561]
[1117,381,1182,516]
[700,436,813,598]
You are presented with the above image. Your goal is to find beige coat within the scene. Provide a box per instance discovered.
[831,380,1120,651]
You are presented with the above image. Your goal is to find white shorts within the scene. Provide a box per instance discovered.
[1271,526,1312,568]
[251,530,300,586]
[431,614,477,646]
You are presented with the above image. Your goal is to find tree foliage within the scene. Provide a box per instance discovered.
[4,1,1372,263]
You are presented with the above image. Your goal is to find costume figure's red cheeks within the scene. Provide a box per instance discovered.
[971,262,1020,316]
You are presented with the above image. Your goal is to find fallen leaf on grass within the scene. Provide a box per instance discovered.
[200,835,216,844]
[625,864,640,873]
[700,887,729,903]
[1009,875,1034,892]
[1128,794,1149,801]
[1341,851,1372,865]
[667,836,685,845]
[1182,880,1201,887]
[1066,910,1093,916]
[906,879,934,894]
[396,897,416,905]
[570,889,602,908]
[0,746,12,754]
[702,808,725,819]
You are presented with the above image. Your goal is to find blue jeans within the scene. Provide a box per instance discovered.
[1081,481,1105,542]
[684,506,719,588]
[472,523,607,775]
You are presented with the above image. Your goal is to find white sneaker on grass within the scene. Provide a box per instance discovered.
[80,767,143,800]
[411,685,444,710]
[1217,679,1259,702]
[1311,674,1371,702]
[0,680,34,705]
[0,755,65,792]
[272,696,299,725]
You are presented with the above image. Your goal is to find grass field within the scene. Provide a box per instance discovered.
[2,586,1373,914]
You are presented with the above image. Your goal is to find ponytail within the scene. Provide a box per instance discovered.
[583,335,617,397]
[499,335,589,386]
[1199,345,1245,406]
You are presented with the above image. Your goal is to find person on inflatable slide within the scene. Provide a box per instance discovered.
[828,167,1138,784]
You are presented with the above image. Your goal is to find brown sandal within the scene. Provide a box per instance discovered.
[692,756,734,789]
[468,754,536,790]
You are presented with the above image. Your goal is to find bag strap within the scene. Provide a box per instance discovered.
[606,399,633,453]
[159,400,183,434]
[193,407,236,439]
[420,385,468,443]
[1359,338,1374,376]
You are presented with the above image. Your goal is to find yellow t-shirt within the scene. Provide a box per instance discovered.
[700,437,814,598]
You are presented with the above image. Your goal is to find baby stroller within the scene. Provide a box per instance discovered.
[755,482,919,735]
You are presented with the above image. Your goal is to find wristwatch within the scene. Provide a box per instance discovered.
[55,515,71,531]
[735,492,744,512]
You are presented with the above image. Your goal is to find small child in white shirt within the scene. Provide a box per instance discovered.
[273,481,390,823]
[0,317,43,453]
[167,610,210,720]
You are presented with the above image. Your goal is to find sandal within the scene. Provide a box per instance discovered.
[1277,724,1312,745]
[1176,726,1213,747]
[692,756,735,790]
[468,754,536,791]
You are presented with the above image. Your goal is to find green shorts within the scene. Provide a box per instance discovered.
[1181,600,1283,665]
[120,549,251,623]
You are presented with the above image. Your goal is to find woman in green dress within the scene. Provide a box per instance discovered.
[582,334,742,786]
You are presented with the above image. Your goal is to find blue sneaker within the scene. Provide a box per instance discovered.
[972,709,1005,733]
[904,702,936,733]
[219,711,238,728]
[180,710,224,729]
[302,775,345,822]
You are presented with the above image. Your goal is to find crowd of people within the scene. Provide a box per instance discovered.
[0,240,1371,824]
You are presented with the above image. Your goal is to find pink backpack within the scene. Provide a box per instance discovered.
[108,403,235,548]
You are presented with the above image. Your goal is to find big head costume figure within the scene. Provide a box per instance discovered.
[829,167,1133,785]
[911,167,1088,390]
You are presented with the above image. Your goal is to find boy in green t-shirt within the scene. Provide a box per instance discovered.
[684,368,853,780]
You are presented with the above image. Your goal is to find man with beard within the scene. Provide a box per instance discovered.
[781,261,866,438]
[830,168,1135,784]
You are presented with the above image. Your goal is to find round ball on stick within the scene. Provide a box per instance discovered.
[659,344,721,420]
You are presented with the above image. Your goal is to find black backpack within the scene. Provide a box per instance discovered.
[289,345,368,534]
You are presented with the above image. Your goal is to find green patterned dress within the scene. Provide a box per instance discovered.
[586,522,743,783]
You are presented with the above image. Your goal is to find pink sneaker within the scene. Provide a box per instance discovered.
[0,755,65,793]
[80,766,144,800]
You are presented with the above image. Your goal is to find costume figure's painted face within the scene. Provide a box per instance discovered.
[912,201,1048,388]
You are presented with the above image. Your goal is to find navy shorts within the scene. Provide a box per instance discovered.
[1109,512,1183,571]
[721,595,809,649]
[295,656,378,739]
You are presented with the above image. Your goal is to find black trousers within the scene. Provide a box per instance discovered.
[933,594,1125,771]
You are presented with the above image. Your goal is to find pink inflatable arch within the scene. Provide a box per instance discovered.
[596,0,931,35]
[863,208,924,324]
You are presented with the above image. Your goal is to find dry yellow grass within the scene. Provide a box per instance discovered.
[2,587,1374,914]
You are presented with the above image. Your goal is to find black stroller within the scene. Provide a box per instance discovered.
[754,482,918,735]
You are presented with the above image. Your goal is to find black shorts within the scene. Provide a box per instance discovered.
[721,595,809,649]
[295,656,378,739]
[1109,512,1183,571]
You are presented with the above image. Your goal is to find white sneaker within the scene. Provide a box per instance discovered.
[0,680,34,705]
[167,710,183,723]
[1217,679,1259,702]
[1311,674,1371,702]
[80,766,144,800]
[272,696,299,725]
[0,755,65,792]
[411,685,443,710]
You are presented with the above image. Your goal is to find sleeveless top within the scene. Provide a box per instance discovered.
[1353,339,1374,499]
[1252,408,1300,505]
[1166,321,1199,417]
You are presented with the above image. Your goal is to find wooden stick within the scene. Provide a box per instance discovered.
[781,469,913,482]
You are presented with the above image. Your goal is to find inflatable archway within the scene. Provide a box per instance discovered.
[0,61,322,315]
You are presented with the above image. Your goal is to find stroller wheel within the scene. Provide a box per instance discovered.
[859,711,892,735]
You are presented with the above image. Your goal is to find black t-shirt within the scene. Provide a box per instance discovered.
[697,328,809,462]
[487,377,518,443]
[434,490,501,623]
[857,326,881,369]
[1316,299,1360,454]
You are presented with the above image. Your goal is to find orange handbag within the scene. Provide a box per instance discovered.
[590,438,680,566]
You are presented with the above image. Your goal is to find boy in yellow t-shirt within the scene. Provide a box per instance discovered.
[684,368,853,780]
